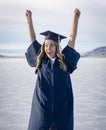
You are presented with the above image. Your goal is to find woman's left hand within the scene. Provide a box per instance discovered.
[74,8,81,19]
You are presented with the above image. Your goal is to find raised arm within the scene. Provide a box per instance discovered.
[68,8,81,48]
[25,10,36,43]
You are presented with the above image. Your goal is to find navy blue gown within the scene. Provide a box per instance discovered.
[25,40,80,130]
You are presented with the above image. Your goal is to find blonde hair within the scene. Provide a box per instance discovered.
[35,41,67,71]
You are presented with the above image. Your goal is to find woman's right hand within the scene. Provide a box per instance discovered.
[25,10,36,42]
[25,10,32,22]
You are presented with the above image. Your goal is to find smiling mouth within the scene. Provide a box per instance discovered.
[47,52,53,55]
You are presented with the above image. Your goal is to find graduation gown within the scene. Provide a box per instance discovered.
[25,40,80,130]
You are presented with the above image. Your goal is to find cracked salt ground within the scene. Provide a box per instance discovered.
[0,58,106,130]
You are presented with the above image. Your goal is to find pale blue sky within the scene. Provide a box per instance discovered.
[0,0,106,55]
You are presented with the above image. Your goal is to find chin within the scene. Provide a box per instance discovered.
[46,54,55,58]
[47,55,55,58]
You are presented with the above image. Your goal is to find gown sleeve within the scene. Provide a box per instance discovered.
[62,45,80,73]
[25,40,41,67]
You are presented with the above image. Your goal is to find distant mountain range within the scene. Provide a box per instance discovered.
[0,46,106,58]
[81,46,106,57]
[0,55,25,58]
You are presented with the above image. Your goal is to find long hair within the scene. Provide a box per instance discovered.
[35,41,67,71]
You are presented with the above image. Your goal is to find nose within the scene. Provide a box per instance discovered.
[47,45,51,51]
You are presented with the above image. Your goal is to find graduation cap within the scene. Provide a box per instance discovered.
[40,30,67,42]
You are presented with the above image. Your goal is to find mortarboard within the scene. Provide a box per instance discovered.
[40,30,67,42]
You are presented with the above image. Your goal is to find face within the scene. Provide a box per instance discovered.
[44,40,57,58]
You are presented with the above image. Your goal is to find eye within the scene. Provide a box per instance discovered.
[50,43,55,47]
[45,44,48,47]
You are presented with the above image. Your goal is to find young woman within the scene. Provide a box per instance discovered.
[25,8,81,130]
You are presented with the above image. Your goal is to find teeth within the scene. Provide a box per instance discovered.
[48,52,52,54]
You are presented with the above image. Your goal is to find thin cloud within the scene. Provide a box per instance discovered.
[0,43,28,50]
[0,0,106,54]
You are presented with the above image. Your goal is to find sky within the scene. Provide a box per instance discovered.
[0,0,106,56]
